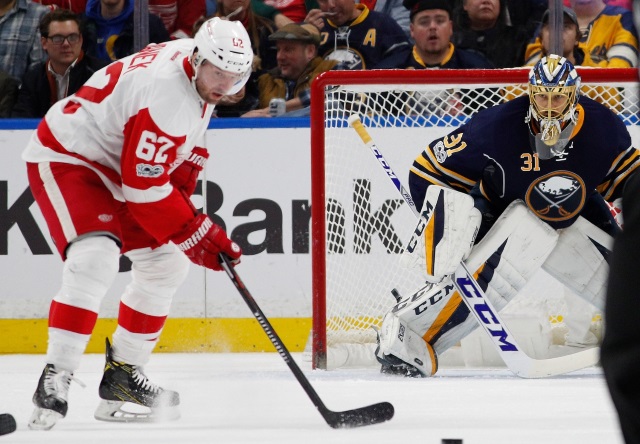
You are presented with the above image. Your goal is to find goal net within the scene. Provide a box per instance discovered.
[309,68,640,370]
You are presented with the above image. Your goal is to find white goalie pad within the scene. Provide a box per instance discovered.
[401,185,481,283]
[376,312,438,377]
[541,216,612,311]
[380,201,560,358]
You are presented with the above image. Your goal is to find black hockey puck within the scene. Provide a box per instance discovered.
[0,413,16,436]
[441,440,462,444]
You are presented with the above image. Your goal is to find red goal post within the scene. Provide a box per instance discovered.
[310,68,639,370]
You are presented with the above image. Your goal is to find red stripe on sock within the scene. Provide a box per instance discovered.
[118,302,167,334]
[49,300,98,335]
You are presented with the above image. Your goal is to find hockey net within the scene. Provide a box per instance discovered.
[309,68,640,370]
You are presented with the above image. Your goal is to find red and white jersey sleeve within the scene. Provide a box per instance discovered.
[23,39,215,243]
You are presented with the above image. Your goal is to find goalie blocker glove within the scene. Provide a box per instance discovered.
[172,214,241,270]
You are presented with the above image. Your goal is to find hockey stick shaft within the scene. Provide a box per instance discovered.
[219,254,394,427]
[348,114,599,378]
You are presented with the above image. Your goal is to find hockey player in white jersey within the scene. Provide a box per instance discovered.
[23,17,253,429]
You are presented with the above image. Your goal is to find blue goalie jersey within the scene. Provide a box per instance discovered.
[408,95,640,231]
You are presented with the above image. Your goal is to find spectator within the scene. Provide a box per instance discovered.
[214,0,278,71]
[375,0,493,118]
[525,6,594,66]
[242,22,336,117]
[526,0,638,67]
[82,0,170,63]
[304,0,411,69]
[0,0,50,82]
[379,0,493,68]
[0,69,19,117]
[359,0,411,39]
[508,7,619,111]
[149,0,206,39]
[12,9,107,117]
[451,0,531,68]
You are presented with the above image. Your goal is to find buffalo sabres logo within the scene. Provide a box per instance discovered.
[324,48,366,70]
[525,172,586,222]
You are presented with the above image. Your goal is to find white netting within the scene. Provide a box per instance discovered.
[312,69,639,369]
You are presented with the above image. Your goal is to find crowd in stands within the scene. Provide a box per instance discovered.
[0,0,638,118]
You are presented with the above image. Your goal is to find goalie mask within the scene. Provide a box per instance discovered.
[526,55,580,160]
[192,17,253,95]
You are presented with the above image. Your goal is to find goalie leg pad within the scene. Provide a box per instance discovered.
[401,185,481,283]
[380,201,560,365]
[464,201,559,309]
[541,216,612,311]
[376,312,438,377]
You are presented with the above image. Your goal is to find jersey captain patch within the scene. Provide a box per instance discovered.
[525,171,586,222]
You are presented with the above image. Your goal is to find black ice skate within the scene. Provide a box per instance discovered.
[94,338,180,422]
[29,364,84,430]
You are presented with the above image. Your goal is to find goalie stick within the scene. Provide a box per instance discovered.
[218,254,395,428]
[348,114,599,378]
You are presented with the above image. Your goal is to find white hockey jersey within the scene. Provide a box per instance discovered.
[22,39,214,243]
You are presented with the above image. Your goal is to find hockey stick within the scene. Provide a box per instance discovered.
[348,114,599,378]
[218,254,394,428]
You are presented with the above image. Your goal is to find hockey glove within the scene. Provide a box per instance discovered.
[170,147,209,196]
[172,214,241,271]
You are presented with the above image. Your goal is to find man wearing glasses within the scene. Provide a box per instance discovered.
[12,9,107,117]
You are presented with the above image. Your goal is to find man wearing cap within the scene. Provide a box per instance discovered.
[524,6,595,66]
[377,0,494,69]
[303,0,411,70]
[526,0,638,68]
[242,23,337,117]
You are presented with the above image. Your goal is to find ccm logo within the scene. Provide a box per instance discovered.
[455,275,518,352]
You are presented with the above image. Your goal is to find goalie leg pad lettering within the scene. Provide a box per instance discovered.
[401,185,481,283]
[542,216,612,311]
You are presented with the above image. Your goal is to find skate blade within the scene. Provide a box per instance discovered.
[28,407,63,430]
[94,400,180,423]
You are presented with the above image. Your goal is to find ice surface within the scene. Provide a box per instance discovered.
[0,353,623,444]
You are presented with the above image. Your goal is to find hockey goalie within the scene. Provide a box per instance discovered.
[375,55,640,377]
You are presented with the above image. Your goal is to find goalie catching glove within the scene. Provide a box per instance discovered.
[401,185,481,282]
[172,214,241,271]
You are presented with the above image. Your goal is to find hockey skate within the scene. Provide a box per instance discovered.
[94,338,180,422]
[29,364,85,430]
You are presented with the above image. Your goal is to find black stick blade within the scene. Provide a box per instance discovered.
[0,413,16,436]
[324,401,394,429]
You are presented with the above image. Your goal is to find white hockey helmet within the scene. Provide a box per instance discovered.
[192,17,254,95]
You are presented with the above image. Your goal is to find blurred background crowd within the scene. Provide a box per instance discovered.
[0,0,637,118]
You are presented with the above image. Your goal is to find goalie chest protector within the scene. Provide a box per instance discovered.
[411,95,638,229]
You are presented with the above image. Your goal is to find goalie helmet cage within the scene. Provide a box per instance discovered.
[309,68,640,370]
